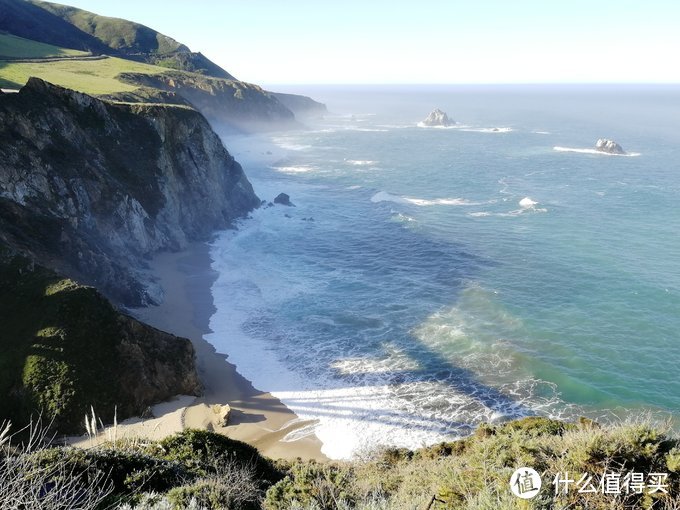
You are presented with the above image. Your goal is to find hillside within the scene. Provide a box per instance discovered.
[29,0,235,78]
[0,54,167,94]
[0,0,326,131]
[0,0,234,78]
[0,32,88,58]
[0,0,112,54]
[0,251,201,433]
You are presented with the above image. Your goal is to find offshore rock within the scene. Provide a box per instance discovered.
[274,193,294,207]
[421,108,454,127]
[595,138,626,155]
[0,78,260,305]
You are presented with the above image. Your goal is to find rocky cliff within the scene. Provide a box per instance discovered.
[0,252,201,433]
[117,71,297,133]
[270,92,327,119]
[0,78,260,305]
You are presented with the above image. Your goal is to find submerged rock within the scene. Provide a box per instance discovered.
[274,192,294,206]
[421,108,454,127]
[595,138,626,155]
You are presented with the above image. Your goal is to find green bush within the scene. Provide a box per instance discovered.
[265,461,356,510]
[151,429,282,488]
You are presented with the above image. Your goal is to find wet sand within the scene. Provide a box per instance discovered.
[72,243,327,461]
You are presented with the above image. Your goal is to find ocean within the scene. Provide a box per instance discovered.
[206,85,680,459]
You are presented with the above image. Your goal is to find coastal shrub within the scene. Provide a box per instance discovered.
[116,492,175,510]
[0,421,112,510]
[151,429,282,488]
[166,465,260,510]
[264,461,357,510]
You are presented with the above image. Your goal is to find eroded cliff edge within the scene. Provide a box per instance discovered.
[0,78,260,306]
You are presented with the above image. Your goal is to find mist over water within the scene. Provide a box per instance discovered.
[207,85,680,458]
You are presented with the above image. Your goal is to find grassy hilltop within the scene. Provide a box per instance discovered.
[0,0,308,131]
[0,0,234,78]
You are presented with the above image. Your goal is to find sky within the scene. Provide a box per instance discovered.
[58,1,680,85]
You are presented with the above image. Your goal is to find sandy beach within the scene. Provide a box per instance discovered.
[72,242,327,461]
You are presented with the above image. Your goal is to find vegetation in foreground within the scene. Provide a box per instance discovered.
[2,417,680,509]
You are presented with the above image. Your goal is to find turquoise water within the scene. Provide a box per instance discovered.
[209,85,680,458]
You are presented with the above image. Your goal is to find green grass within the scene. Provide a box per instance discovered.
[31,0,184,55]
[0,55,168,94]
[0,32,88,59]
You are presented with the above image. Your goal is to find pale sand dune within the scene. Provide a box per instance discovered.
[70,243,326,461]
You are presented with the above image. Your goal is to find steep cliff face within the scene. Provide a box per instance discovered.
[0,252,201,433]
[270,92,328,119]
[118,71,297,132]
[0,78,259,305]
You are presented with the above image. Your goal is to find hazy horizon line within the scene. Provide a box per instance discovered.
[262,82,680,87]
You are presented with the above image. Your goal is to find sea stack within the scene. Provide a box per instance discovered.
[274,192,294,206]
[421,108,454,127]
[595,138,626,155]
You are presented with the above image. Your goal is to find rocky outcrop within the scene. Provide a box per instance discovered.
[274,193,294,207]
[118,72,298,133]
[421,108,454,127]
[595,138,626,155]
[270,92,327,119]
[0,78,260,305]
[212,404,232,427]
[0,252,200,433]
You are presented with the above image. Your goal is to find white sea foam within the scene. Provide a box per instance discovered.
[519,197,538,208]
[271,165,316,174]
[460,127,513,133]
[370,191,408,204]
[405,197,481,206]
[466,197,546,218]
[270,137,312,151]
[392,212,417,223]
[553,146,641,157]
[371,191,481,206]
[416,122,457,129]
[346,159,378,166]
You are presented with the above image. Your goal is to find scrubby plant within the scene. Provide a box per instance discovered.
[166,461,261,510]
[264,461,357,510]
[148,429,282,488]
[0,419,112,509]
